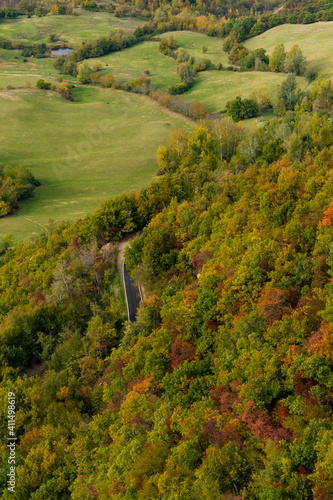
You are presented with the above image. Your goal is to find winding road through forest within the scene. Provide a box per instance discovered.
[117,234,143,321]
[122,260,142,322]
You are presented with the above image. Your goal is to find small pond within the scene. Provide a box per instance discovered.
[51,48,73,56]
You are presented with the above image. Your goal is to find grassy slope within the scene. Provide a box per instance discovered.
[158,31,307,114]
[244,21,333,77]
[0,86,192,243]
[0,48,76,88]
[90,31,230,91]
[184,70,307,113]
[159,30,230,66]
[0,8,143,46]
[1,17,328,243]
[89,41,180,90]
[91,31,228,90]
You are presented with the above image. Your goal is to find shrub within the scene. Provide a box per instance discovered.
[159,36,177,56]
[36,79,52,90]
[226,96,259,121]
[192,59,215,72]
[100,75,115,88]
[167,82,190,95]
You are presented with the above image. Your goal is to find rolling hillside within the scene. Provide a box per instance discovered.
[0,86,192,243]
[245,21,333,77]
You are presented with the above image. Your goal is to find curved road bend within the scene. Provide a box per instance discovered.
[122,260,142,322]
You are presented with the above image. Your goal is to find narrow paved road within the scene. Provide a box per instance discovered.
[122,260,142,322]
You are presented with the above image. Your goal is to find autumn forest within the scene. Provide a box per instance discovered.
[2,0,333,499]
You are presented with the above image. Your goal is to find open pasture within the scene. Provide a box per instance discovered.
[0,48,74,88]
[89,41,180,90]
[0,17,325,245]
[184,70,307,113]
[0,86,192,244]
[0,8,143,46]
[245,21,333,78]
[159,31,229,66]
[92,30,230,90]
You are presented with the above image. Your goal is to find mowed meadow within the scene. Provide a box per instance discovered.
[0,86,192,243]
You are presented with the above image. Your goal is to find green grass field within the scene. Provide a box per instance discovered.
[0,86,192,244]
[0,48,76,89]
[89,31,230,91]
[1,15,329,244]
[93,29,308,112]
[88,41,180,90]
[159,31,229,66]
[184,70,307,113]
[244,21,333,78]
[0,8,143,46]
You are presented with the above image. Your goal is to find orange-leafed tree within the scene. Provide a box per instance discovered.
[322,202,333,227]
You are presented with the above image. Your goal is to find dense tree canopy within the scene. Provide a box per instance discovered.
[1,73,333,498]
[2,0,333,497]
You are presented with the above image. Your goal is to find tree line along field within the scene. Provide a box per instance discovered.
[0,7,143,45]
[85,32,230,91]
[86,30,307,110]
[0,86,192,244]
[0,12,332,244]
[244,21,333,78]
[184,71,307,113]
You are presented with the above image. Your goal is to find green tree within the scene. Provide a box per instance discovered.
[269,44,286,72]
[176,48,190,64]
[36,79,51,90]
[58,82,74,101]
[177,62,196,84]
[250,21,266,37]
[213,117,244,161]
[284,44,307,75]
[241,48,269,71]
[312,78,333,113]
[76,61,92,84]
[276,73,299,111]
[226,96,258,121]
[222,32,239,53]
[242,98,259,118]
[228,43,249,65]
[239,130,262,164]
[226,96,243,121]
[18,0,37,15]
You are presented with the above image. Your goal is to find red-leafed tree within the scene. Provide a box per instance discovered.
[258,286,291,325]
[241,400,292,443]
[170,339,196,370]
[191,249,213,273]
